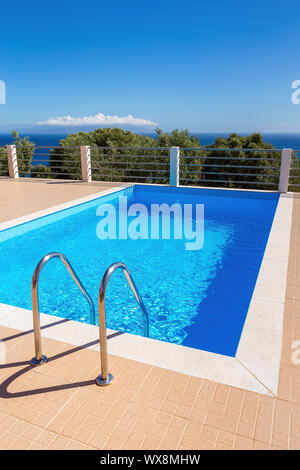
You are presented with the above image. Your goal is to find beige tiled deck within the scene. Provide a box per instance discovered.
[0,178,125,223]
[0,179,300,450]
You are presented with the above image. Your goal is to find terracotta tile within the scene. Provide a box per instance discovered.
[89,432,107,449]
[73,427,94,445]
[240,402,258,425]
[194,398,224,417]
[167,391,195,408]
[271,432,289,449]
[190,408,208,424]
[160,399,177,414]
[134,418,167,439]
[34,429,57,447]
[119,412,138,429]
[198,380,216,401]
[48,435,71,450]
[94,410,124,437]
[141,435,161,450]
[10,437,31,450]
[103,437,123,450]
[213,384,229,405]
[227,389,244,410]
[123,430,145,450]
[111,424,131,442]
[252,440,271,450]
[206,414,238,434]
[159,427,183,449]
[185,421,202,437]
[66,440,90,450]
[234,435,253,450]
[82,414,101,431]
[0,431,19,448]
[217,430,235,448]
[175,403,193,419]
[181,433,214,450]
[127,402,157,421]
[22,424,43,441]
[169,415,187,431]
[237,422,256,440]
[254,416,273,444]
[214,443,232,450]
[201,424,218,442]
[11,405,39,423]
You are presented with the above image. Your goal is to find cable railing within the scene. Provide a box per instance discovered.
[1,143,300,192]
[0,146,8,177]
[288,150,300,191]
[90,146,170,184]
[27,146,82,180]
[179,147,282,190]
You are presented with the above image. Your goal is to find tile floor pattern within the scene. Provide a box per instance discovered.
[0,182,300,450]
[0,178,123,223]
[0,324,297,451]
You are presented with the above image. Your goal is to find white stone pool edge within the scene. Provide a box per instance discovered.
[0,187,293,397]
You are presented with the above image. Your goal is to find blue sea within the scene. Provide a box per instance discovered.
[0,132,300,150]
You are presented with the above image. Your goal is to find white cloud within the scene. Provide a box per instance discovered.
[37,112,157,127]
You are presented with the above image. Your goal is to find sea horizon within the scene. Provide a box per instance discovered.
[0,131,300,150]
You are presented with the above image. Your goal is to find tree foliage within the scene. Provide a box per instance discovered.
[30,164,53,179]
[12,130,35,177]
[0,131,35,177]
[0,146,8,176]
[4,127,298,191]
[199,133,282,190]
[48,127,202,183]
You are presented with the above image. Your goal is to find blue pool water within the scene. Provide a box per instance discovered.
[0,185,279,357]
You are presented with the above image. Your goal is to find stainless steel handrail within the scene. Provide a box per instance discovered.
[96,262,149,386]
[30,252,95,366]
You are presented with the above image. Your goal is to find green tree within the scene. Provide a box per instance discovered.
[288,151,300,191]
[200,133,282,190]
[50,127,203,183]
[12,130,35,177]
[0,146,8,176]
[155,128,204,185]
[30,164,53,179]
[42,128,299,191]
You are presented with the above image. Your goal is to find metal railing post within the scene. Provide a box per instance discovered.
[96,262,149,387]
[6,145,19,178]
[30,252,95,366]
[279,148,292,193]
[80,145,92,182]
[170,146,180,186]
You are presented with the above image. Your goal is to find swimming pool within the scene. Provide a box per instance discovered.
[0,185,279,357]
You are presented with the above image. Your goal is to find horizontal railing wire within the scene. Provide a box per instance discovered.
[289,152,300,190]
[180,147,281,152]
[179,147,281,189]
[26,146,82,179]
[180,179,278,186]
[91,147,169,183]
[1,144,300,191]
[0,145,8,176]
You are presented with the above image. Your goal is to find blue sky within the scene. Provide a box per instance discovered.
[0,0,299,133]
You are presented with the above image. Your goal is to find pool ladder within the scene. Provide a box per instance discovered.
[30,252,149,386]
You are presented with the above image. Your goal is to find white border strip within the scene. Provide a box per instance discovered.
[236,194,293,394]
[0,187,293,396]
